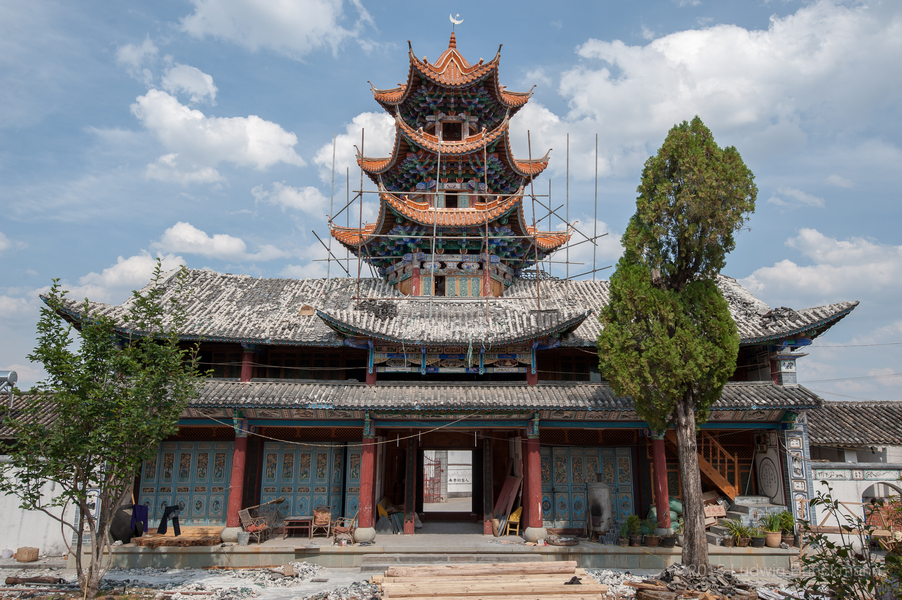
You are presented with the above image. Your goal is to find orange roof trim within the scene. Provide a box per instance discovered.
[385,193,521,227]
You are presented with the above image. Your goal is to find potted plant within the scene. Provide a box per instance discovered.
[722,518,743,547]
[759,512,783,548]
[661,520,677,548]
[778,510,796,546]
[737,523,751,548]
[643,518,661,547]
[750,528,767,547]
[626,514,641,547]
[619,522,630,547]
[672,518,684,547]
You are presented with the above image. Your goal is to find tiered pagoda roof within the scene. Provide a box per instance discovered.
[334,33,562,278]
[330,192,568,269]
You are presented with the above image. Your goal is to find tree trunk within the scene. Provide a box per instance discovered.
[674,393,709,571]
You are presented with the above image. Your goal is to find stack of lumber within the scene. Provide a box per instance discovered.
[371,561,608,600]
[132,526,222,548]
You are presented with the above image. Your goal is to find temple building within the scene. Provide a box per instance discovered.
[47,33,857,543]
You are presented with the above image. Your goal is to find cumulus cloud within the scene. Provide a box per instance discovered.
[151,221,287,262]
[161,63,218,105]
[741,229,902,300]
[312,111,394,183]
[252,182,330,218]
[131,89,304,184]
[115,37,158,85]
[825,174,853,188]
[767,186,825,208]
[0,295,32,319]
[71,251,186,303]
[0,232,10,253]
[180,0,374,60]
[513,1,902,179]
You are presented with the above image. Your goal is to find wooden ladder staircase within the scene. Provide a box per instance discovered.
[665,430,738,500]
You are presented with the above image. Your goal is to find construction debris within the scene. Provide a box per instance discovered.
[652,564,757,598]
[371,561,608,599]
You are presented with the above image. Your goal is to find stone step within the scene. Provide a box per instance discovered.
[706,531,723,546]
[729,503,786,515]
[359,554,539,572]
[732,495,773,506]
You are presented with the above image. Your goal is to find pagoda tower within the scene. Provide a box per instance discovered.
[330,33,568,298]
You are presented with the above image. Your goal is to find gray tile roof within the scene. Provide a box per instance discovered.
[807,401,902,447]
[0,394,58,440]
[51,269,857,348]
[194,379,823,411]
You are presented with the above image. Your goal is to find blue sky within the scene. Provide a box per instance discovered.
[2,0,900,402]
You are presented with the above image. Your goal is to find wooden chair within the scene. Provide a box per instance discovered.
[332,510,359,541]
[311,506,332,538]
[505,507,523,536]
[238,509,270,544]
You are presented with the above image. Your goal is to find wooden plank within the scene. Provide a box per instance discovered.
[387,596,604,600]
[383,571,589,584]
[382,586,607,598]
[384,561,576,578]
[388,596,604,600]
[382,583,608,596]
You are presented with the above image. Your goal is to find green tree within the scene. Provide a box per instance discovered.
[598,116,756,569]
[0,262,204,598]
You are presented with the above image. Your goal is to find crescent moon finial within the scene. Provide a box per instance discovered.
[449,13,464,26]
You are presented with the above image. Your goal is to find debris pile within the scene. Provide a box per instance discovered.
[301,580,379,600]
[654,564,755,597]
[585,569,648,595]
[227,562,325,587]
[158,582,257,599]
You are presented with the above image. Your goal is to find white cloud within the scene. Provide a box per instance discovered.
[767,186,825,208]
[826,174,853,188]
[741,229,902,300]
[180,0,374,60]
[161,63,218,105]
[72,251,187,303]
[514,1,902,180]
[115,37,158,85]
[0,295,32,319]
[0,232,10,253]
[131,89,304,184]
[312,111,395,183]
[640,25,656,41]
[524,68,552,89]
[151,221,287,262]
[545,217,623,279]
[252,182,330,218]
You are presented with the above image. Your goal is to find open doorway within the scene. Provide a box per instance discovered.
[423,450,472,514]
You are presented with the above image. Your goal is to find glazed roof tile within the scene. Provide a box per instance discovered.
[0,395,58,440]
[409,32,499,87]
[397,117,508,155]
[807,401,902,447]
[329,193,569,254]
[190,380,823,411]
[52,270,857,349]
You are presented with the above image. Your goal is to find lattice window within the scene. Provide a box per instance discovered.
[567,429,601,445]
[177,426,233,439]
[540,429,566,444]
[602,430,636,445]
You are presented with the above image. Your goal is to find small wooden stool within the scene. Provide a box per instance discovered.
[283,516,313,540]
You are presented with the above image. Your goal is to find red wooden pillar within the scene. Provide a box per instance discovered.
[524,414,546,541]
[652,435,671,530]
[412,267,421,296]
[359,437,376,529]
[226,418,248,528]
[240,345,255,382]
[404,436,417,534]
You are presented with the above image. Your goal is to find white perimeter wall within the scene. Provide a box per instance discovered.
[0,458,74,556]
[447,450,472,496]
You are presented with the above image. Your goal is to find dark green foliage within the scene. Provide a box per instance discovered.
[795,483,902,599]
[0,261,205,598]
[597,116,756,568]
[598,265,738,431]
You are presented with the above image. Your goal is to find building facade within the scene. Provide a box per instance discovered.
[47,34,859,541]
